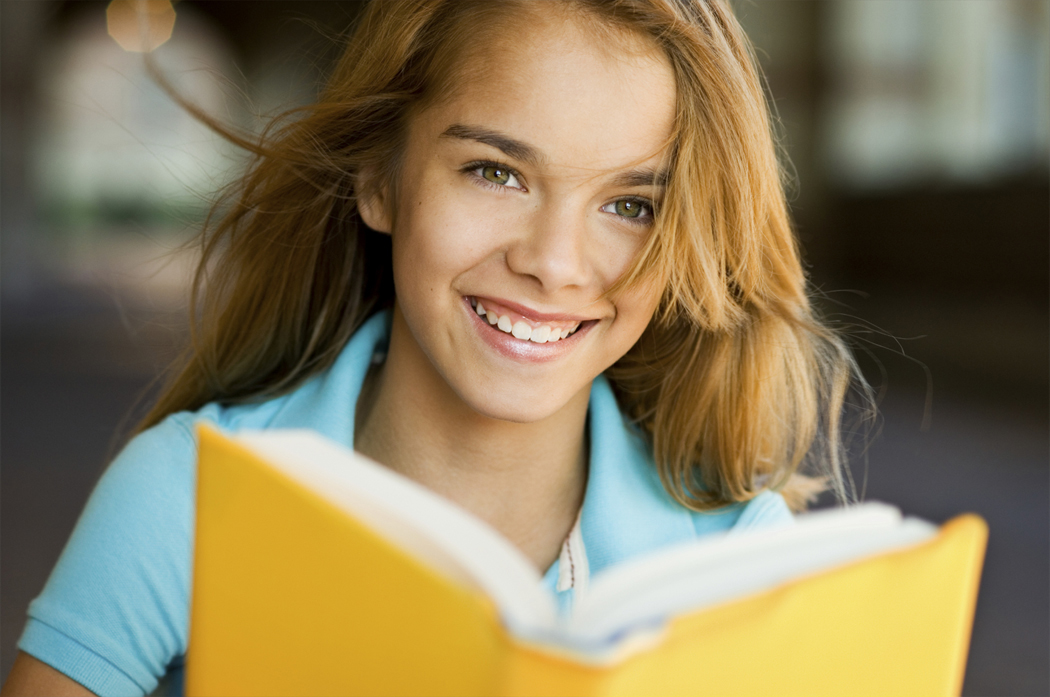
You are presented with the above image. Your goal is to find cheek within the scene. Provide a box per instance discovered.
[391,185,505,298]
[588,224,653,291]
[613,279,663,337]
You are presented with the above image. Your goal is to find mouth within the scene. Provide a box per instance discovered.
[469,296,589,344]
[463,296,599,359]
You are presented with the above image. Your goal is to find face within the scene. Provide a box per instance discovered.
[361,11,676,424]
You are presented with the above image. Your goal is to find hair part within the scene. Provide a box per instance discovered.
[140,0,873,512]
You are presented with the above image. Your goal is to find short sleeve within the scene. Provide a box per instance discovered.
[18,415,198,696]
[730,489,795,532]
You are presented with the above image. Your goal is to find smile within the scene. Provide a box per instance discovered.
[469,297,582,344]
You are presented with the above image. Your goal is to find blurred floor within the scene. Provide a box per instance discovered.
[2,283,1048,695]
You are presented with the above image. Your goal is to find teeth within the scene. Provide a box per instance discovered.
[511,321,532,340]
[530,325,551,343]
[494,320,579,342]
[474,298,581,344]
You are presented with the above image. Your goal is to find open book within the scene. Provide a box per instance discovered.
[187,425,987,697]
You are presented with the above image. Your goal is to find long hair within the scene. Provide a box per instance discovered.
[140,0,872,512]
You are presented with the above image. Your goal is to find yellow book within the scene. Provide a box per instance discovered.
[187,425,987,697]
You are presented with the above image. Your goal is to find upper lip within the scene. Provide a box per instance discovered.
[471,295,597,323]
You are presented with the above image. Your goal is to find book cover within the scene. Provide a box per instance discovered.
[187,425,987,696]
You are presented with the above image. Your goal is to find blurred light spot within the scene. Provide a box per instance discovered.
[106,0,176,53]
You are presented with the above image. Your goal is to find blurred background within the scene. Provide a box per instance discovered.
[2,1,1047,693]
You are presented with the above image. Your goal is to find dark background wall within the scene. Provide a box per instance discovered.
[3,2,1047,694]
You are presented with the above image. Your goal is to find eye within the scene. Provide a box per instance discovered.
[602,198,654,223]
[481,165,511,185]
[464,161,525,191]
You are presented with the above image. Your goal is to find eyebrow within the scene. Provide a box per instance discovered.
[440,124,541,165]
[440,122,669,188]
[612,168,669,189]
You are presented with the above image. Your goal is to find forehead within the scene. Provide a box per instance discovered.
[415,9,676,175]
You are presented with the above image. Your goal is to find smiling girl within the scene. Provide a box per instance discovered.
[4,1,866,695]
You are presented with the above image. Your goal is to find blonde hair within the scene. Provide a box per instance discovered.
[141,0,871,512]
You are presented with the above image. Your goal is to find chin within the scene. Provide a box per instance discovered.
[454,380,582,425]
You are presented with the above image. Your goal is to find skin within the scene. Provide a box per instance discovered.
[2,9,676,695]
[1,654,94,697]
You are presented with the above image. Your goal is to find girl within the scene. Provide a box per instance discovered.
[4,0,864,694]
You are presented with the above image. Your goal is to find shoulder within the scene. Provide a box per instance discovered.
[687,489,794,537]
[204,310,390,440]
[67,412,200,553]
[732,489,795,529]
[109,411,199,482]
[583,376,793,570]
[591,375,793,534]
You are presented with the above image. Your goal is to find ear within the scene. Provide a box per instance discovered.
[356,172,393,234]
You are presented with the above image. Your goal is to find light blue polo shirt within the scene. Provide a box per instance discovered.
[18,311,792,696]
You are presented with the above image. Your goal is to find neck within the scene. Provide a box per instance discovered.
[354,307,590,572]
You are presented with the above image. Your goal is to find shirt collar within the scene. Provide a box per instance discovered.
[577,376,698,577]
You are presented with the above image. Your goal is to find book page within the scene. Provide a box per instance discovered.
[567,503,937,647]
[238,430,558,631]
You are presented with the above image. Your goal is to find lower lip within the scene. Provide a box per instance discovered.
[463,297,594,363]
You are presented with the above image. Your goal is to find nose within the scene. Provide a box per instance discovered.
[504,200,593,291]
